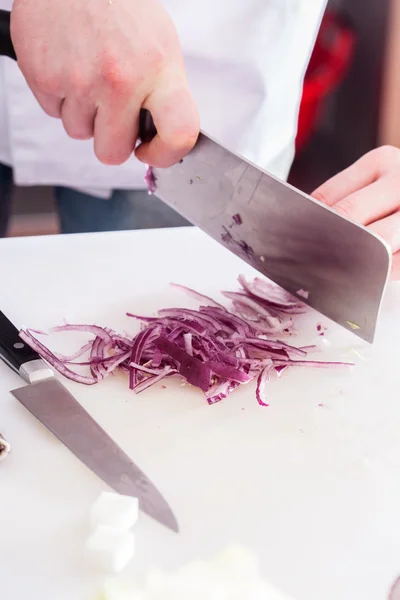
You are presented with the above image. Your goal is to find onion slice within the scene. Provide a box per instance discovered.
[0,432,10,461]
[19,276,353,405]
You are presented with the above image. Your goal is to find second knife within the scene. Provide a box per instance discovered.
[0,310,178,532]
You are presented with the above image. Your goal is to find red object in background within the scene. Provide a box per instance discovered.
[295,12,356,152]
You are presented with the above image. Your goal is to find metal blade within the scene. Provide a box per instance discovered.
[153,133,391,343]
[11,378,178,532]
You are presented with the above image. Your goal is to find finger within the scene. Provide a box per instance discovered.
[368,210,400,253]
[32,90,63,119]
[61,96,96,140]
[93,99,140,165]
[135,76,199,167]
[312,146,400,206]
[330,175,400,225]
[391,251,400,280]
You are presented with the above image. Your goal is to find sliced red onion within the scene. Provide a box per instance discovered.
[232,338,307,358]
[206,380,240,405]
[54,341,93,362]
[51,324,114,342]
[0,432,10,461]
[299,345,320,353]
[19,277,353,405]
[105,351,132,373]
[275,365,288,377]
[19,330,98,385]
[206,361,252,383]
[90,336,109,379]
[222,292,284,330]
[183,333,193,356]
[151,348,163,368]
[296,289,309,299]
[145,166,157,194]
[389,576,400,600]
[238,275,302,309]
[134,367,176,394]
[200,306,255,337]
[129,327,159,389]
[256,365,275,406]
[170,283,225,309]
[271,359,354,369]
[158,308,224,333]
[129,361,169,375]
[154,336,212,392]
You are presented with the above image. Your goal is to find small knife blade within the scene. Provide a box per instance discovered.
[0,311,178,532]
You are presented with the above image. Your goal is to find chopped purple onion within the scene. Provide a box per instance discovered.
[389,577,400,600]
[19,275,353,405]
[144,166,157,194]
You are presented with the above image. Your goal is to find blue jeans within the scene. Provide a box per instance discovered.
[0,163,12,237]
[0,163,189,235]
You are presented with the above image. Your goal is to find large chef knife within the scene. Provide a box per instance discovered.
[139,112,391,344]
[0,9,391,342]
[0,310,178,532]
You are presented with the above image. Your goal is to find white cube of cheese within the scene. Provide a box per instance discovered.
[85,525,135,573]
[90,491,139,532]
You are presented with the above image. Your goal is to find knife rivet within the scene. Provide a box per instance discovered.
[13,342,24,349]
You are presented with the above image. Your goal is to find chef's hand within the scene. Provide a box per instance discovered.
[10,0,199,167]
[312,145,400,280]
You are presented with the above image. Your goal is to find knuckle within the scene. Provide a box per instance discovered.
[148,45,167,74]
[167,124,199,151]
[95,145,129,166]
[31,72,60,96]
[100,52,135,93]
[64,126,92,141]
[335,199,356,220]
[375,145,400,169]
[68,68,91,97]
[312,189,328,205]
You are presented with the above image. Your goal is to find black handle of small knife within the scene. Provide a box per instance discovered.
[0,10,16,61]
[0,9,157,141]
[0,311,40,374]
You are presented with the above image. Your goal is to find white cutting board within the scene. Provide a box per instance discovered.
[1,228,400,600]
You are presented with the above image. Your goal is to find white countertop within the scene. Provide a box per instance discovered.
[1,228,400,600]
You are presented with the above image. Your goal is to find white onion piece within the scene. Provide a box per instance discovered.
[90,491,139,532]
[85,525,135,573]
[96,545,297,599]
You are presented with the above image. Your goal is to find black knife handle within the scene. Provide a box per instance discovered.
[0,9,157,141]
[139,108,157,143]
[0,311,40,374]
[0,10,16,61]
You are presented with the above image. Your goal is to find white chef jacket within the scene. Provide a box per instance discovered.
[0,0,327,198]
